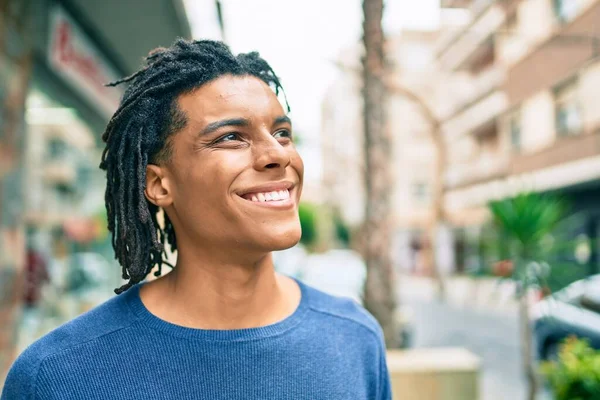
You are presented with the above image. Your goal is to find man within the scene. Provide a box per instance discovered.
[2,39,392,399]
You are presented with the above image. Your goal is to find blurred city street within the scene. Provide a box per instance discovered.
[406,297,524,400]
[2,0,600,398]
[399,275,534,400]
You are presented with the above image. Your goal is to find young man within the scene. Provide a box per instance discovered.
[2,39,392,400]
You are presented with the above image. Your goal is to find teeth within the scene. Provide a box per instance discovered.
[246,189,290,202]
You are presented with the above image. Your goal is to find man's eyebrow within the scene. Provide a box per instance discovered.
[200,118,250,135]
[274,115,292,126]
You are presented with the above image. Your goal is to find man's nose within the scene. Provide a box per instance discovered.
[252,135,291,171]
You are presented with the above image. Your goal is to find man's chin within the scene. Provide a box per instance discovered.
[259,229,302,252]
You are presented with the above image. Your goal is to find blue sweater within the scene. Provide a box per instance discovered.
[2,279,392,399]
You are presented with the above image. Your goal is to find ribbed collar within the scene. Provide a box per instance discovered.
[126,277,310,342]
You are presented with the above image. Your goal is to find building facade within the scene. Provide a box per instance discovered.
[0,0,223,383]
[321,27,460,274]
[438,0,600,275]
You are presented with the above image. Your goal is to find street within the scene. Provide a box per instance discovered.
[405,298,524,400]
[401,279,551,400]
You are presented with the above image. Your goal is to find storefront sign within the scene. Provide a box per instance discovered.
[48,6,123,118]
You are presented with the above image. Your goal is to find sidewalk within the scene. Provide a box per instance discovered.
[399,275,521,316]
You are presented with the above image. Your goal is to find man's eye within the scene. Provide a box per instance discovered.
[215,133,241,143]
[274,130,292,140]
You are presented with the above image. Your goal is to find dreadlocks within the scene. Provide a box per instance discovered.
[100,39,289,294]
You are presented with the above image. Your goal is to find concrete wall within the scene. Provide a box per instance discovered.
[387,348,480,400]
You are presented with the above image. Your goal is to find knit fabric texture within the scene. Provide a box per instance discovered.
[2,279,392,399]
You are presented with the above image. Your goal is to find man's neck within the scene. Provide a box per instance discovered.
[139,248,300,330]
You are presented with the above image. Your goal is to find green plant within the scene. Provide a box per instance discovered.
[541,337,600,399]
[333,213,351,247]
[298,203,318,248]
[488,192,569,400]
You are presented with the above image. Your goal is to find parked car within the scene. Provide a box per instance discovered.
[532,274,600,360]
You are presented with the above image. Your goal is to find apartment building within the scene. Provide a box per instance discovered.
[439,0,600,274]
[321,27,460,274]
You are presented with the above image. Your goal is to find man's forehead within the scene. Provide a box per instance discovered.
[178,76,286,123]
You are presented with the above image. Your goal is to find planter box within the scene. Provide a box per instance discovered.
[387,348,481,400]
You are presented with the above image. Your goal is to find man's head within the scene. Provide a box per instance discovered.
[100,39,303,294]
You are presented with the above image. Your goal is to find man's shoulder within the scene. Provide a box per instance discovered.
[33,291,132,355]
[301,281,384,342]
[1,292,135,399]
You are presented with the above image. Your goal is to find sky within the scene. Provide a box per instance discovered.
[185,0,441,184]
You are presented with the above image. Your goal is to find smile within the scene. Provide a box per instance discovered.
[237,182,296,209]
[241,189,290,203]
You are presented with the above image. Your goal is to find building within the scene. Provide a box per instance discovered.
[321,25,463,274]
[0,0,223,382]
[437,0,600,275]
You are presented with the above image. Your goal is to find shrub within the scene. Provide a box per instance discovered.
[541,337,600,400]
[298,203,318,248]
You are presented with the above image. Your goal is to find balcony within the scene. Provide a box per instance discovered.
[445,153,510,189]
[443,88,509,140]
[441,0,473,8]
[43,161,77,185]
[436,1,506,71]
[505,0,600,106]
[511,130,600,175]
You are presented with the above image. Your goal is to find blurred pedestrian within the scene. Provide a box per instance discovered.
[17,246,50,352]
[22,247,49,308]
[2,39,392,400]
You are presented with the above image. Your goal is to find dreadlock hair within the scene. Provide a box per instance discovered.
[100,39,290,294]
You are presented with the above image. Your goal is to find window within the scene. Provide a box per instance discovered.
[412,182,430,203]
[504,110,521,152]
[553,0,580,23]
[47,138,67,160]
[554,78,582,137]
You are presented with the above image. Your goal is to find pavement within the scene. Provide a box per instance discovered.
[400,275,551,400]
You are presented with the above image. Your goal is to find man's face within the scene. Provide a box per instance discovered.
[150,75,304,255]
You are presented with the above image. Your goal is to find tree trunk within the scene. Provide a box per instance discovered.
[361,0,399,348]
[518,284,538,400]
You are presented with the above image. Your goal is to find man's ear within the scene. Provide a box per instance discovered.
[145,164,173,207]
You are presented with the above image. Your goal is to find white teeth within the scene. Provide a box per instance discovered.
[246,189,290,202]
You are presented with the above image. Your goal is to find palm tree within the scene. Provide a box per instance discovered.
[488,192,568,400]
[361,0,399,347]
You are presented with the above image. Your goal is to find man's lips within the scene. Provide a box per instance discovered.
[237,181,295,198]
[236,181,297,207]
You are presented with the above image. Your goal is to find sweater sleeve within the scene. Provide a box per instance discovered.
[379,350,393,400]
[1,350,41,400]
